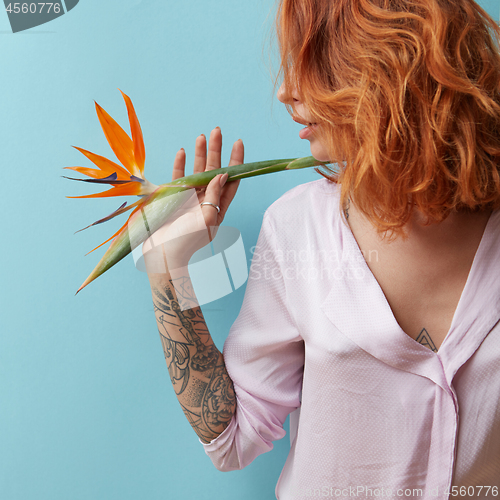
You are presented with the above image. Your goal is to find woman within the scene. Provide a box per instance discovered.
[143,0,500,496]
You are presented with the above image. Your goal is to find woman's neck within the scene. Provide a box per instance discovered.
[347,202,492,253]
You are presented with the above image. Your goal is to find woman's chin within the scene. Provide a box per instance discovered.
[309,141,330,162]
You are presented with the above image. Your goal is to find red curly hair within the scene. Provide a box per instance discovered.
[276,0,500,237]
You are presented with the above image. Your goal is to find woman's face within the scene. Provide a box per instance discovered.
[277,82,330,161]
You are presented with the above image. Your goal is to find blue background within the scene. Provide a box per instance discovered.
[0,1,498,499]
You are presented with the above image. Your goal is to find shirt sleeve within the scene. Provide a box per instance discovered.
[200,210,305,471]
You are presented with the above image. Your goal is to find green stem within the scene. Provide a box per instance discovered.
[161,157,317,188]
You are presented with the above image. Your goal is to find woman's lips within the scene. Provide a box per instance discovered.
[292,115,318,140]
[298,123,318,140]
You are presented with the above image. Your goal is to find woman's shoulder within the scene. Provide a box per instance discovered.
[260,178,343,251]
[265,177,341,224]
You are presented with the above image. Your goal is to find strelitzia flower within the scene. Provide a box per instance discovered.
[65,90,326,294]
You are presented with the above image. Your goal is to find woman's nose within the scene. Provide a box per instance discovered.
[277,81,286,103]
[277,81,299,104]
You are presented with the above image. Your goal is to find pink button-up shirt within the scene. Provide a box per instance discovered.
[201,179,500,499]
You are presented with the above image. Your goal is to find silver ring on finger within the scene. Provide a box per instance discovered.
[200,202,220,214]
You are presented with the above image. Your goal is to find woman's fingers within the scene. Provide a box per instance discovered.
[172,131,241,223]
[193,134,207,175]
[206,127,222,170]
[219,139,244,218]
[171,148,186,181]
[228,138,244,167]
[200,173,228,230]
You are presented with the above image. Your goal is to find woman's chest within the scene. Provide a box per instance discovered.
[364,260,466,351]
[343,210,491,353]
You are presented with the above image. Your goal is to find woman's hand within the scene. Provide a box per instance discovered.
[142,127,244,273]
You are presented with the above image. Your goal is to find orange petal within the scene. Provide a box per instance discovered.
[66,181,144,199]
[94,101,137,176]
[72,146,131,180]
[119,89,145,177]
[64,166,103,178]
[84,202,144,255]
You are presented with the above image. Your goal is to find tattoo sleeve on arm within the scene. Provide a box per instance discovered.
[149,275,236,443]
[203,362,236,434]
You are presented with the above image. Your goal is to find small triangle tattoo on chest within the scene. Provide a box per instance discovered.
[416,328,438,352]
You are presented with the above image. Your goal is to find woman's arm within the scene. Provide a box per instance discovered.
[143,127,243,443]
[147,269,235,443]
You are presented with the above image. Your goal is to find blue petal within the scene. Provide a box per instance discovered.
[74,202,129,234]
